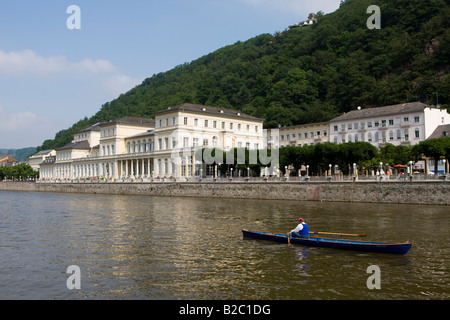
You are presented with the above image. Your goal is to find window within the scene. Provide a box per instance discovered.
[165,138,169,149]
[213,121,217,128]
[158,139,162,150]
[389,131,394,141]
[404,129,409,141]
[415,129,420,138]
[255,126,258,133]
[183,137,189,148]
[184,117,188,125]
[333,125,338,132]
[368,121,372,128]
[414,116,420,123]
[230,123,233,130]
[194,118,198,126]
[389,119,394,126]
[222,122,225,129]
[193,138,199,147]
[238,123,241,131]
[397,130,401,140]
[172,117,176,125]
[204,119,208,127]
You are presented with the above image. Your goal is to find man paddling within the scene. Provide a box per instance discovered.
[289,218,309,239]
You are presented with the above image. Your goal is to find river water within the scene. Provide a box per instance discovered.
[0,190,448,300]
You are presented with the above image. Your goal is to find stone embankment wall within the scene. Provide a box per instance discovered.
[1,181,449,205]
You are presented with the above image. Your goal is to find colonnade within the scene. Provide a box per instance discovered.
[39,155,202,180]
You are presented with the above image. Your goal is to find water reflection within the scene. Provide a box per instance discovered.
[0,191,448,300]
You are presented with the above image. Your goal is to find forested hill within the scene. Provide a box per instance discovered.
[38,0,450,151]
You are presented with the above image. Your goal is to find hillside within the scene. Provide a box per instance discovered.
[38,0,450,151]
[0,147,37,161]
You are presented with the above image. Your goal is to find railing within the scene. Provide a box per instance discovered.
[34,173,449,184]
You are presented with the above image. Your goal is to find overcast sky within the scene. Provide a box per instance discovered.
[0,0,341,149]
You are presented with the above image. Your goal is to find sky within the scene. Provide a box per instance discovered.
[0,0,341,149]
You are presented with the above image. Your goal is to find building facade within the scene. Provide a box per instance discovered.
[279,122,329,147]
[329,102,450,148]
[39,103,264,181]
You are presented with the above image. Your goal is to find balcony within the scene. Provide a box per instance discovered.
[400,121,411,127]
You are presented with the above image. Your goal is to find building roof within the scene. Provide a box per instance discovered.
[0,155,18,164]
[74,123,101,134]
[127,130,155,139]
[155,103,263,121]
[330,102,431,122]
[56,140,91,151]
[100,117,155,127]
[34,149,54,156]
[427,124,450,140]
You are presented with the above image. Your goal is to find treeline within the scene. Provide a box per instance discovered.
[0,164,39,181]
[196,138,450,176]
[39,0,450,151]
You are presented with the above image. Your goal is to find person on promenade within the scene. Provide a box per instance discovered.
[290,218,310,239]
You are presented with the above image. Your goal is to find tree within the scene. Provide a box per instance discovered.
[412,138,450,174]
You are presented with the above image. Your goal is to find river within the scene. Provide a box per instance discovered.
[0,190,448,300]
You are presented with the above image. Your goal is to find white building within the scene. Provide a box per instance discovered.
[28,150,56,172]
[39,103,265,181]
[329,102,450,148]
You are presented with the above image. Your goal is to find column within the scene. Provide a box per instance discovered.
[113,161,119,180]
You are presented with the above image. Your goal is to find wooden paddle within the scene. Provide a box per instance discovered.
[287,233,291,247]
[310,231,368,237]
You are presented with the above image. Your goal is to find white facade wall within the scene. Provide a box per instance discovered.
[39,105,264,180]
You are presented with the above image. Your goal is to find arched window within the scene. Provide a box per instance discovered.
[143,140,147,152]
